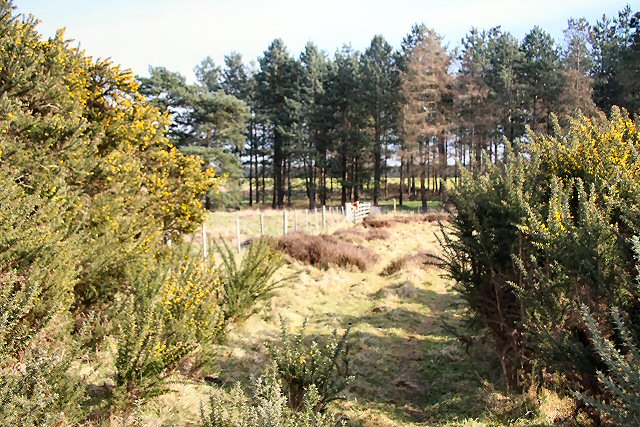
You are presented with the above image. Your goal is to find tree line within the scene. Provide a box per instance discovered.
[138,5,640,210]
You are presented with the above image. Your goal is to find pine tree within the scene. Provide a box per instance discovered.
[362,35,399,206]
[558,18,598,118]
[520,26,563,132]
[400,30,452,210]
[255,39,302,208]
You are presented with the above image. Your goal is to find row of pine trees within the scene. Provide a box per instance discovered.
[139,5,640,210]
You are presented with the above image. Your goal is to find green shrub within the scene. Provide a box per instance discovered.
[439,145,528,387]
[112,296,195,406]
[267,318,353,411]
[441,108,640,407]
[215,238,288,323]
[200,367,345,427]
[112,248,225,407]
[0,177,87,425]
[580,305,640,425]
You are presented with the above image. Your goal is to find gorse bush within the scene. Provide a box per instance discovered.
[112,248,225,407]
[580,306,640,426]
[441,108,640,419]
[0,2,226,421]
[113,297,195,406]
[0,177,87,426]
[200,367,345,427]
[215,238,287,323]
[0,0,217,311]
[267,318,353,411]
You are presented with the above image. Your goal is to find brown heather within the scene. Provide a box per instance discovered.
[274,232,378,271]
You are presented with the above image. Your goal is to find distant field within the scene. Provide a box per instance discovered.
[237,176,450,209]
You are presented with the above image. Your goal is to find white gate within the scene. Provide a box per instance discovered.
[345,202,372,224]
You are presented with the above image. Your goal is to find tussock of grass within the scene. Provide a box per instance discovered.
[363,217,392,228]
[333,227,389,243]
[365,229,389,241]
[381,250,439,276]
[332,227,366,243]
[275,232,378,271]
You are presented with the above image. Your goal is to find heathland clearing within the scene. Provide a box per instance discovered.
[136,212,571,426]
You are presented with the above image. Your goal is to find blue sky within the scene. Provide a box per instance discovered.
[17,0,634,82]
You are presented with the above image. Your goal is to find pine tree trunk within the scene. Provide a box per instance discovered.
[419,141,427,211]
[373,108,381,206]
[248,126,253,207]
[399,155,404,206]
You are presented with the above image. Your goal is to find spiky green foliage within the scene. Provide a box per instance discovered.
[112,296,195,406]
[215,238,287,323]
[441,108,640,411]
[0,0,217,310]
[200,367,345,427]
[580,306,640,425]
[438,144,528,387]
[112,247,225,407]
[268,318,353,411]
[0,176,87,425]
[0,2,225,420]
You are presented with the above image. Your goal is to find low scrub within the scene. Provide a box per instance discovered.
[389,212,450,225]
[215,238,288,324]
[332,227,389,243]
[365,229,389,241]
[276,233,377,271]
[332,228,366,243]
[200,368,344,427]
[267,318,353,411]
[362,217,391,228]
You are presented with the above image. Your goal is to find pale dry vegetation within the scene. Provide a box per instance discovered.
[381,250,439,276]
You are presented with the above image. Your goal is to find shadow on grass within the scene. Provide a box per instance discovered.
[212,280,545,426]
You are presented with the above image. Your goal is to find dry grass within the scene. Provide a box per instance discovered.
[389,211,451,225]
[275,232,378,271]
[365,228,389,241]
[381,250,439,276]
[333,227,389,243]
[332,227,366,243]
[363,217,392,228]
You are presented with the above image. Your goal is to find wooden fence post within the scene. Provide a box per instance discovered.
[314,208,318,229]
[293,209,297,232]
[393,198,396,212]
[283,210,288,235]
[236,216,241,253]
[322,205,326,229]
[260,212,264,236]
